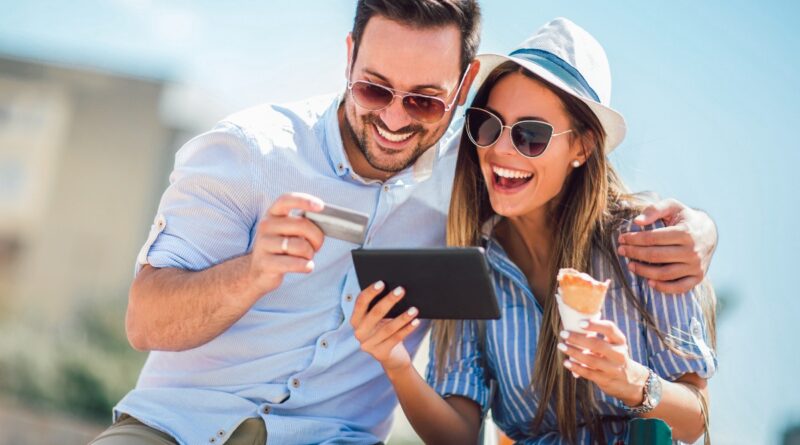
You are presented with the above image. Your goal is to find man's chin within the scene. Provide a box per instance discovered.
[365,145,417,173]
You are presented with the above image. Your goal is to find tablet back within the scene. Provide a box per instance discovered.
[351,248,501,320]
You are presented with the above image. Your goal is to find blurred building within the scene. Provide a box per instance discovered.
[0,54,217,323]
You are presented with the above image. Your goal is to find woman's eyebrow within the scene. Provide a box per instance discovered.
[486,105,550,124]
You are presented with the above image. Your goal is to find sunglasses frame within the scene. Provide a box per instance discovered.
[465,107,573,158]
[347,64,472,123]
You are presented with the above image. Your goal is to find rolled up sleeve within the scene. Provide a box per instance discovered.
[642,281,718,381]
[135,123,258,275]
[425,320,491,413]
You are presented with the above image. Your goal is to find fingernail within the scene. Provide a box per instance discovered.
[557,343,567,352]
[648,280,656,288]
[572,372,580,378]
[617,246,626,255]
[559,330,569,340]
[627,262,636,272]
[407,307,418,316]
[373,281,385,290]
[306,261,315,270]
[578,321,589,329]
[411,319,420,327]
[393,287,404,297]
[312,198,324,210]
[635,214,646,222]
[563,360,573,369]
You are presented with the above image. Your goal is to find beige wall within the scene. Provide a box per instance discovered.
[0,57,185,323]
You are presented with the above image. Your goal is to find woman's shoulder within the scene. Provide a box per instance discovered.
[589,214,667,294]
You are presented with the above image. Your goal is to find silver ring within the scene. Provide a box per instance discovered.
[280,236,290,254]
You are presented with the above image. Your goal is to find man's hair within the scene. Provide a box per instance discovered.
[351,0,481,73]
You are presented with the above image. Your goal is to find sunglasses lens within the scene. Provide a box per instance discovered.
[351,82,394,110]
[511,122,553,157]
[466,108,502,146]
[402,95,446,123]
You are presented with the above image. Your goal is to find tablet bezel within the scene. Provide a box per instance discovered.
[351,247,501,320]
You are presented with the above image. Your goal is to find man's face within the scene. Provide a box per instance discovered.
[343,16,470,175]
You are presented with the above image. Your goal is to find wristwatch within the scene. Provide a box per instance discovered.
[624,367,662,415]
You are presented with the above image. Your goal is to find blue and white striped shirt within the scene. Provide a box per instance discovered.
[115,94,460,445]
[427,219,717,444]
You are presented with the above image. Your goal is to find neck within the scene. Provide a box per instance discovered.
[337,103,395,182]
[499,204,556,281]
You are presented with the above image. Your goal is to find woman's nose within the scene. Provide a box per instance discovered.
[492,127,518,156]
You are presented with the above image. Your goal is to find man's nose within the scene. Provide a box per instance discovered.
[379,95,414,131]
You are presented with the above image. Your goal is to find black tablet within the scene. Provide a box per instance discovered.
[351,247,500,320]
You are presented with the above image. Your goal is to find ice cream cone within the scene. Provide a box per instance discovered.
[555,268,610,333]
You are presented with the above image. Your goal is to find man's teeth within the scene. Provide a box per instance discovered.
[376,125,413,142]
[492,165,533,179]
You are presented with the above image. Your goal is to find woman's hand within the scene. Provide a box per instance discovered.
[558,319,650,407]
[350,281,421,372]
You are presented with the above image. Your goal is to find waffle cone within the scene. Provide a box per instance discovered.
[556,268,610,314]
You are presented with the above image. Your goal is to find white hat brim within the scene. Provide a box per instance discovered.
[474,53,627,153]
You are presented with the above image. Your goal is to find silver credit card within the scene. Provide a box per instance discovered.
[303,203,369,245]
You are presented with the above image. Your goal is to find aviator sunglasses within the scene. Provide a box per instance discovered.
[465,107,573,158]
[347,65,471,124]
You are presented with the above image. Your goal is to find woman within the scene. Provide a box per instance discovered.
[351,18,716,444]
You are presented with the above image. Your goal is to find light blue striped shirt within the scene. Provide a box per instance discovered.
[115,94,460,445]
[427,219,717,444]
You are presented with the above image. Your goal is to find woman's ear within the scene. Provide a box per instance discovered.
[570,133,595,167]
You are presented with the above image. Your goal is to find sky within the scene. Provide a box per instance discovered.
[1,1,798,443]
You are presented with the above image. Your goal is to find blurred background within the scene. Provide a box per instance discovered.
[0,1,797,444]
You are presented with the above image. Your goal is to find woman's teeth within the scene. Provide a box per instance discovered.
[492,165,533,179]
[376,125,413,142]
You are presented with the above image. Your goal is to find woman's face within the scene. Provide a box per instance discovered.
[476,72,585,219]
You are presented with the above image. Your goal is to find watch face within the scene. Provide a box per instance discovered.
[646,371,663,407]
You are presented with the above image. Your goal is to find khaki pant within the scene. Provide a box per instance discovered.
[89,414,267,445]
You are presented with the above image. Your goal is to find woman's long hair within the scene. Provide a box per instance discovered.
[432,62,716,443]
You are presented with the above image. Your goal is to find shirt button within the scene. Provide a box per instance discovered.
[383,185,390,192]
[345,294,353,302]
[321,339,329,348]
[262,406,271,414]
[209,438,216,443]
[291,378,301,388]
[337,162,344,171]
[217,430,225,437]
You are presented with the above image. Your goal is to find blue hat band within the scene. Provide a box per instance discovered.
[508,48,600,103]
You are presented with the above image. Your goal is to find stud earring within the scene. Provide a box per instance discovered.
[571,160,581,168]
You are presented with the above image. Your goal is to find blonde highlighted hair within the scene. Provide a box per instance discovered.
[432,61,716,442]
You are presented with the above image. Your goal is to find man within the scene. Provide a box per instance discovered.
[91,1,717,444]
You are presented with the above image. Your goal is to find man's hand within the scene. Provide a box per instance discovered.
[617,199,717,294]
[246,192,326,296]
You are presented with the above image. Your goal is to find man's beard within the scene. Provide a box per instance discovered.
[343,111,432,173]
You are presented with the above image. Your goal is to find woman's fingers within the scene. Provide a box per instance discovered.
[360,286,405,330]
[558,341,620,374]
[370,318,421,357]
[581,320,627,345]
[361,306,419,348]
[350,281,386,329]
[563,358,602,381]
[560,328,626,365]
